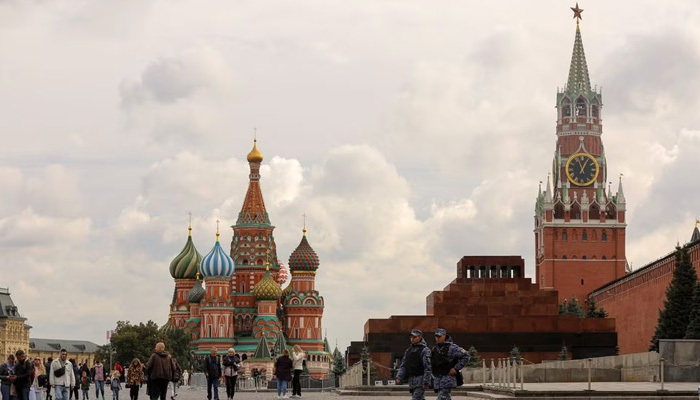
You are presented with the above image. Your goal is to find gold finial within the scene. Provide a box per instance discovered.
[196,271,200,280]
[302,213,307,236]
[216,219,220,242]
[266,250,270,271]
[695,219,699,228]
[571,3,583,23]
[188,212,193,236]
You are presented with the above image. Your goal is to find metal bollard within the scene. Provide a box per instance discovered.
[520,361,524,391]
[505,359,510,387]
[482,359,486,386]
[587,358,592,391]
[490,359,495,386]
[660,358,665,391]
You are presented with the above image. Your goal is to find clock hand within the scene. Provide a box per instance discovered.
[579,158,589,174]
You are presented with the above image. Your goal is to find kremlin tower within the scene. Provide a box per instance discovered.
[164,139,331,378]
[534,4,627,304]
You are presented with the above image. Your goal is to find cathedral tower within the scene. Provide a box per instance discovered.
[535,5,627,303]
[230,139,281,335]
[166,221,202,329]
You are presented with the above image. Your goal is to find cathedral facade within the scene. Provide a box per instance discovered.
[163,140,331,378]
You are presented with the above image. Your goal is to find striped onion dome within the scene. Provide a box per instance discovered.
[253,267,281,301]
[288,230,319,272]
[160,318,177,334]
[200,232,234,278]
[169,227,203,279]
[187,277,205,303]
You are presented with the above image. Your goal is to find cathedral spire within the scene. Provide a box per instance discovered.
[236,139,271,226]
[566,4,592,94]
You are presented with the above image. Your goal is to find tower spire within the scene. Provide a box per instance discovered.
[567,3,591,94]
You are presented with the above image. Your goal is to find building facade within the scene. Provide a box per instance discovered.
[534,10,627,304]
[163,140,331,377]
[0,288,30,357]
[28,338,100,366]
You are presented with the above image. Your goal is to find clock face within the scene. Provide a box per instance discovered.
[565,153,599,186]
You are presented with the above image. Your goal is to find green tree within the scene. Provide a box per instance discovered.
[685,283,700,339]
[650,245,698,351]
[510,346,522,365]
[93,345,111,367]
[162,327,192,369]
[586,298,608,318]
[557,344,568,361]
[331,347,346,377]
[110,320,161,366]
[559,298,584,318]
[466,346,481,368]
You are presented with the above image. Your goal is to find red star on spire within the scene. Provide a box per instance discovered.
[571,3,584,21]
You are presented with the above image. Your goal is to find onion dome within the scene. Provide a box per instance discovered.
[187,275,205,303]
[253,265,281,301]
[247,139,263,163]
[160,318,177,335]
[200,226,235,278]
[169,225,203,279]
[288,228,319,272]
[276,260,289,285]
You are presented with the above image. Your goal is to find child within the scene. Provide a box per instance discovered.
[81,371,91,400]
[110,370,121,400]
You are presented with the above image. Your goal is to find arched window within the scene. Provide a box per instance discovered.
[582,231,588,242]
[563,255,568,260]
[554,203,565,219]
[562,98,572,117]
[562,230,568,241]
[602,231,608,242]
[589,203,600,220]
[576,97,587,117]
[602,256,607,260]
[591,102,599,118]
[582,255,587,260]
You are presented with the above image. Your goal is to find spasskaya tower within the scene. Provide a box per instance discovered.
[534,4,627,303]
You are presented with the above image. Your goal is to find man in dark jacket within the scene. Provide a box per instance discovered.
[396,329,432,400]
[145,343,175,400]
[431,328,468,400]
[12,350,33,400]
[204,348,221,400]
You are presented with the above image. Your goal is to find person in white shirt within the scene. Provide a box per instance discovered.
[49,350,75,400]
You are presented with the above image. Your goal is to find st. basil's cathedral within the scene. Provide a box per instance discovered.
[161,140,331,377]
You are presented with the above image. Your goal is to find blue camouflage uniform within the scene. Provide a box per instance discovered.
[431,332,469,400]
[396,336,432,400]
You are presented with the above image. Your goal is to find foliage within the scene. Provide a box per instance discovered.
[93,345,111,367]
[685,283,700,339]
[510,346,522,365]
[586,298,608,318]
[559,298,584,318]
[557,344,568,361]
[650,245,698,351]
[109,320,161,367]
[162,327,192,369]
[466,346,481,368]
[331,347,346,376]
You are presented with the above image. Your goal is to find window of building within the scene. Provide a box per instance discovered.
[582,231,588,242]
[562,231,568,241]
[581,279,584,285]
[602,231,607,242]
[602,256,607,260]
[562,255,568,259]
[582,255,587,260]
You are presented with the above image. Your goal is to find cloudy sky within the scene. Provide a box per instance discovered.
[2,0,700,352]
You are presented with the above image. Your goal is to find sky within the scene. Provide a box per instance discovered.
[1,0,700,353]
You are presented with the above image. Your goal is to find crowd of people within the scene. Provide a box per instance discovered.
[0,342,309,400]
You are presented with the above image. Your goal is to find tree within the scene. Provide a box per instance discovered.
[586,298,608,318]
[650,245,698,351]
[93,345,111,366]
[685,283,700,339]
[110,320,161,366]
[510,346,522,365]
[331,347,346,377]
[466,346,481,368]
[557,344,568,361]
[162,327,192,369]
[559,298,584,318]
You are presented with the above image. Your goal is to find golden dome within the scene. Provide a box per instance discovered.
[247,139,263,163]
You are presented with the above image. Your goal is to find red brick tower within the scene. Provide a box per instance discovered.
[535,6,627,303]
[230,139,281,335]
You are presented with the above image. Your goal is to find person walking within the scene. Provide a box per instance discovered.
[273,350,292,399]
[430,329,468,400]
[49,349,76,400]
[78,372,90,400]
[144,343,175,400]
[0,354,17,400]
[90,361,105,400]
[221,349,240,400]
[290,345,304,398]
[43,359,52,400]
[69,360,80,400]
[108,372,120,400]
[167,359,180,400]
[29,356,47,400]
[203,348,220,400]
[125,360,143,400]
[396,329,432,400]
[13,349,35,400]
